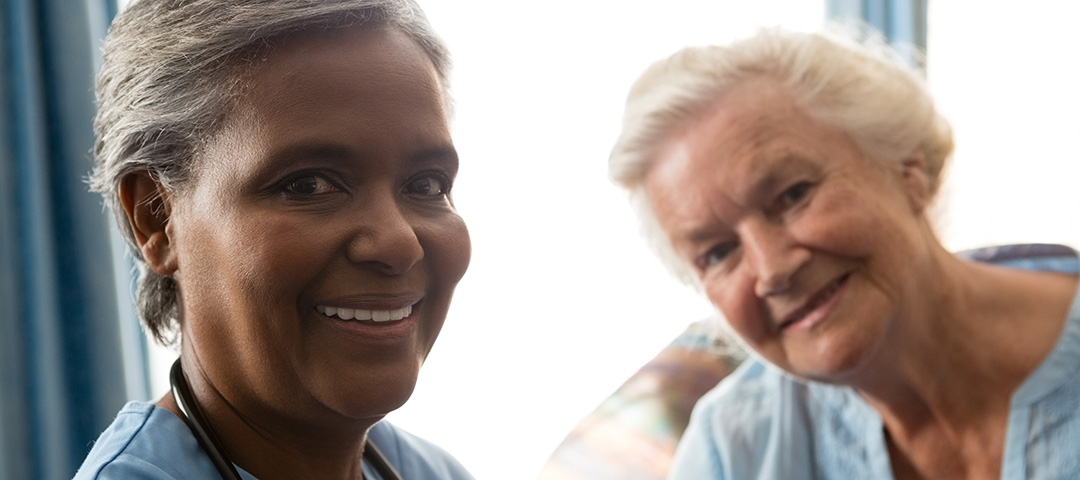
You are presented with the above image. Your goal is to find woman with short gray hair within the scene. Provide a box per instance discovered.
[611,27,1080,479]
[76,1,473,478]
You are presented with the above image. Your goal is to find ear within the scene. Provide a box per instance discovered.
[119,171,179,276]
[898,151,931,214]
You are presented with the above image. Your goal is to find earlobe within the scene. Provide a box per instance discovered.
[119,171,179,276]
[899,151,931,214]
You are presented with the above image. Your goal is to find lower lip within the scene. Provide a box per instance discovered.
[782,278,848,334]
[321,311,419,340]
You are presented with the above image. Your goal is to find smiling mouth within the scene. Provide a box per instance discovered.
[315,304,414,322]
[778,273,850,330]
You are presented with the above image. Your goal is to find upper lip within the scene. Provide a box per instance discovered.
[774,273,849,330]
[315,292,424,311]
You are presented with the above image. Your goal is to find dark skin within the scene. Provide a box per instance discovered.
[116,172,199,443]
[119,25,470,479]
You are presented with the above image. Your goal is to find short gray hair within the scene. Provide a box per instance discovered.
[89,0,452,345]
[608,25,954,284]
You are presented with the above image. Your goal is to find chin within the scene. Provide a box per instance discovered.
[787,332,882,384]
[310,359,424,421]
[331,379,418,422]
[796,354,872,384]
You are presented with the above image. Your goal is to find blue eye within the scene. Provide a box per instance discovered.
[701,242,738,268]
[284,174,338,195]
[779,181,812,208]
[405,174,450,197]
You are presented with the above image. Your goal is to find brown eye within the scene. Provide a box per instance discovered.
[405,174,450,197]
[285,175,337,195]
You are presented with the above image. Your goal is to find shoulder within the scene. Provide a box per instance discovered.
[73,401,217,480]
[959,243,1079,274]
[672,359,880,479]
[684,359,805,453]
[369,421,475,479]
[670,360,799,479]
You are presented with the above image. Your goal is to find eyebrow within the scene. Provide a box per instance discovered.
[264,143,459,170]
[410,145,460,173]
[743,152,814,202]
[674,153,814,247]
[260,144,352,171]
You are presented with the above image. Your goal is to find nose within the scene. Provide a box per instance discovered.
[346,198,424,275]
[739,218,809,297]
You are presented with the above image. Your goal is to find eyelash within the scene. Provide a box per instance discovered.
[696,181,814,270]
[699,241,738,270]
[280,172,340,197]
[404,172,453,197]
[777,181,813,210]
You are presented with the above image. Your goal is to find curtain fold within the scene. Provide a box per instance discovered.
[827,0,928,66]
[1,1,146,479]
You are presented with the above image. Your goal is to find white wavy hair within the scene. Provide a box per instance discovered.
[608,25,954,286]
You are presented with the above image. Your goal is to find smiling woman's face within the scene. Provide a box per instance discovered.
[166,26,470,424]
[645,79,931,382]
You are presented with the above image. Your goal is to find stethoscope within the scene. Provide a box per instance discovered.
[170,360,403,480]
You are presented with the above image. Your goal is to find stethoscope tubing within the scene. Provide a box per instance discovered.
[169,359,402,480]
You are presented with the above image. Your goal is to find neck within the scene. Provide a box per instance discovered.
[845,242,1075,469]
[159,351,377,480]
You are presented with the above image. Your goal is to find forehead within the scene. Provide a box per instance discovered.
[199,25,451,170]
[240,25,445,123]
[646,81,805,201]
[642,80,855,237]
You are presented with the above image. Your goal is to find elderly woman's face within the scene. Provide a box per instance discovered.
[645,80,930,381]
[166,26,469,421]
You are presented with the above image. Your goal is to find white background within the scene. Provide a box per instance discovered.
[392,1,821,477]
[137,1,1080,479]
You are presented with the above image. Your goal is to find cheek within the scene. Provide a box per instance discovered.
[412,214,470,352]
[807,174,917,249]
[225,222,314,301]
[705,273,767,344]
[427,214,471,287]
[175,209,328,328]
[790,195,885,265]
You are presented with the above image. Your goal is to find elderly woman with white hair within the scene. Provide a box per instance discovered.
[608,28,1080,479]
[74,1,472,478]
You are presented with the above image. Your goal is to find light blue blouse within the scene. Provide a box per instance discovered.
[669,244,1080,480]
[74,400,474,479]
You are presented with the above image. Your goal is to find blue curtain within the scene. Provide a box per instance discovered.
[0,1,149,479]
[827,0,928,65]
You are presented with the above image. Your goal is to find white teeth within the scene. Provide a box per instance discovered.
[316,304,413,323]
